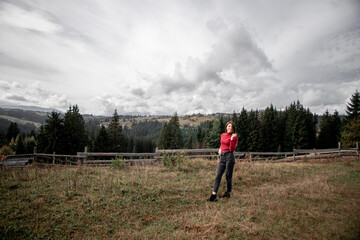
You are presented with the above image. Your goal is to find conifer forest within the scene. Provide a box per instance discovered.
[1,91,359,155]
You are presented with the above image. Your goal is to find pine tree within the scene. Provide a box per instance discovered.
[305,109,317,149]
[236,108,249,151]
[219,115,225,134]
[247,110,261,152]
[282,101,317,151]
[184,135,194,149]
[36,112,64,153]
[36,125,47,153]
[63,105,89,154]
[332,111,343,146]
[157,122,171,149]
[0,133,7,148]
[24,136,36,154]
[259,105,279,152]
[127,136,135,152]
[6,122,20,143]
[317,110,342,148]
[232,111,238,125]
[206,120,221,148]
[108,110,126,152]
[195,126,205,148]
[341,115,360,148]
[94,126,110,152]
[317,111,332,148]
[168,113,182,149]
[15,134,25,154]
[157,113,183,149]
[283,103,296,151]
[345,90,360,123]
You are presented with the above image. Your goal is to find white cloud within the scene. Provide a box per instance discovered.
[0,2,62,33]
[0,80,70,110]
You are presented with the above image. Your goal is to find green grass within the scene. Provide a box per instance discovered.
[0,157,359,239]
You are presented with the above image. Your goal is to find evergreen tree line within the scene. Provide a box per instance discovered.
[0,122,37,155]
[123,120,163,141]
[1,91,359,155]
[37,105,89,155]
[0,106,156,155]
[92,111,156,153]
[157,113,182,149]
[158,91,360,151]
[158,102,319,152]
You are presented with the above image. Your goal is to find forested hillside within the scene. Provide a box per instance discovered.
[0,108,48,134]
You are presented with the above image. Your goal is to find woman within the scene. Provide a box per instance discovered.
[208,121,238,202]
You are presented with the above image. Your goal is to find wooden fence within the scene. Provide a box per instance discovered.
[1,144,359,168]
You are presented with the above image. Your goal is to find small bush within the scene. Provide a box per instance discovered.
[0,145,15,156]
[161,152,186,170]
[111,157,127,170]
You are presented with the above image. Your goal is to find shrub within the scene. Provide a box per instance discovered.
[341,116,360,148]
[161,152,186,170]
[0,145,15,157]
[111,157,126,170]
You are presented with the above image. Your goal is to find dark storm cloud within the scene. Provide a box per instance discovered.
[7,95,28,102]
[131,88,145,97]
[158,64,195,95]
[205,19,272,78]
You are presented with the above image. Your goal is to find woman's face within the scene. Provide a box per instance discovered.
[226,123,233,134]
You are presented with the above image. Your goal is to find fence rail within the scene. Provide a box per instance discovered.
[1,144,359,168]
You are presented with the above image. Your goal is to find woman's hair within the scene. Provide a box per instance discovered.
[225,121,236,133]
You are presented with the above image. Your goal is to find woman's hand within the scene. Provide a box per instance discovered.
[218,148,221,155]
[231,133,237,140]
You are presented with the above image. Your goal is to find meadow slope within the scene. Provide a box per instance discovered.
[0,157,359,239]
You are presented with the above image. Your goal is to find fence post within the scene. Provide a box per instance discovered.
[338,142,341,158]
[77,152,82,166]
[33,147,37,165]
[77,147,87,166]
[52,152,56,165]
[293,149,296,161]
[84,147,88,165]
[155,148,161,163]
[357,142,359,162]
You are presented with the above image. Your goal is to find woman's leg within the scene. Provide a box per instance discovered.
[212,156,226,194]
[225,155,235,193]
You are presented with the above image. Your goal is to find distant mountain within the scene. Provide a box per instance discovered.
[0,107,51,134]
[0,104,62,113]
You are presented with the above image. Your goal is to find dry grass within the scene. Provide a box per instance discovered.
[0,157,359,239]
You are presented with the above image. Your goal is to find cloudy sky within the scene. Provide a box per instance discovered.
[0,0,359,116]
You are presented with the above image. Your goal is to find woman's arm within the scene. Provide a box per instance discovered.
[229,134,238,152]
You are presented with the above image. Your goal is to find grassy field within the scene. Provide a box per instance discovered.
[1,157,359,239]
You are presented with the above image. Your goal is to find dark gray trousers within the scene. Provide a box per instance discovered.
[213,151,235,193]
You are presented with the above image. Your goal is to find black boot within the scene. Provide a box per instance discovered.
[220,192,231,198]
[207,194,217,202]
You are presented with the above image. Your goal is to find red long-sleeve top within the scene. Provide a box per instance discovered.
[220,133,238,152]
